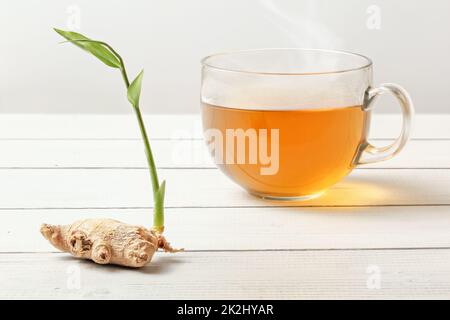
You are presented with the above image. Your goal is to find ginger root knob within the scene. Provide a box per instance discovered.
[40,218,181,268]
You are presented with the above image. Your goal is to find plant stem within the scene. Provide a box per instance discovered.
[102,44,164,230]
[123,75,164,230]
[111,53,164,231]
[60,37,165,231]
[133,103,164,230]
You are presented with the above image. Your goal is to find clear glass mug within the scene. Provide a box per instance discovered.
[201,49,414,200]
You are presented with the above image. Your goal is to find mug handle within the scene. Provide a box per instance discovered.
[357,83,414,165]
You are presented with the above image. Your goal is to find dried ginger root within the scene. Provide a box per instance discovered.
[40,218,181,268]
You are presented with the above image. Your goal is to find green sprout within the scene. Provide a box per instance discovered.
[54,28,165,232]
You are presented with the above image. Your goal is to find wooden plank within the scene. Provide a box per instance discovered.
[0,139,448,169]
[1,206,450,253]
[0,114,449,139]
[0,114,201,140]
[0,168,448,209]
[0,139,213,169]
[1,250,450,299]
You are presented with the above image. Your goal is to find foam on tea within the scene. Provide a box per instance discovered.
[202,103,369,198]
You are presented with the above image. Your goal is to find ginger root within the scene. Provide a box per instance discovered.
[40,218,181,267]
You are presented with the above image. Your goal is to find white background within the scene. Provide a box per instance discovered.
[1,0,449,114]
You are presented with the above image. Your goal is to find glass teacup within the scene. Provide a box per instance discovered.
[201,49,414,200]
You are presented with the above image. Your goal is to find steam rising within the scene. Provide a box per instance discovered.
[201,2,366,110]
[259,0,343,49]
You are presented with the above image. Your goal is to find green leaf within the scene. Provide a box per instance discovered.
[127,70,144,107]
[54,28,121,68]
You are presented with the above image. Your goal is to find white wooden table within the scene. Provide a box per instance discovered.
[0,114,449,299]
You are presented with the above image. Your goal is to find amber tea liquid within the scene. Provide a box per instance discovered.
[202,103,369,198]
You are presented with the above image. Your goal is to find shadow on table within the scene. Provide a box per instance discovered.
[57,253,185,274]
[139,255,185,275]
[255,173,437,211]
